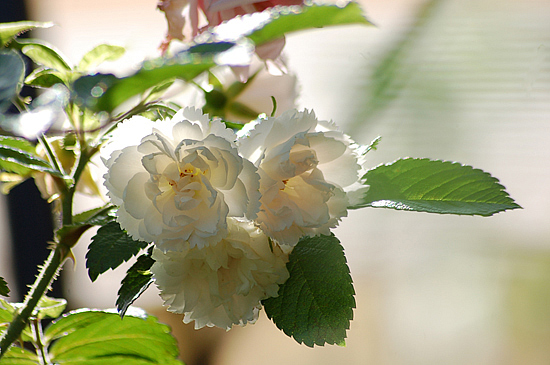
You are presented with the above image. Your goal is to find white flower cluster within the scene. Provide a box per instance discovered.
[102,107,366,329]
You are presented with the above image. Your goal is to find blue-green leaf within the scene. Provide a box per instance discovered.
[0,50,25,113]
[263,234,355,347]
[351,158,521,215]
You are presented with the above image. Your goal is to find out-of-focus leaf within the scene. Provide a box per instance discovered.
[263,234,355,347]
[78,44,125,71]
[116,251,155,318]
[19,39,71,73]
[25,68,65,88]
[0,277,9,297]
[0,50,25,113]
[33,297,67,320]
[45,309,182,364]
[86,222,148,282]
[246,2,373,46]
[352,158,521,215]
[0,346,40,364]
[0,20,53,46]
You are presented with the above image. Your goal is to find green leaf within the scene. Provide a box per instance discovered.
[0,20,53,46]
[0,346,40,364]
[78,44,125,71]
[73,204,116,226]
[45,309,182,364]
[263,234,355,347]
[247,2,373,46]
[72,54,217,113]
[352,158,521,215]
[0,50,25,113]
[0,136,35,175]
[0,277,9,297]
[0,143,61,177]
[24,68,65,88]
[19,39,71,72]
[117,250,155,318]
[86,222,148,282]
[33,297,67,320]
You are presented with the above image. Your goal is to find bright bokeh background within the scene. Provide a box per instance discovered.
[1,0,550,364]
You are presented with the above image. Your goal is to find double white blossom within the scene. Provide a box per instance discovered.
[238,109,364,246]
[102,107,260,251]
[151,217,290,329]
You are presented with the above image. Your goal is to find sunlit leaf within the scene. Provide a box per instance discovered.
[0,136,35,175]
[45,309,182,364]
[73,205,116,226]
[351,158,521,215]
[25,68,66,88]
[263,234,355,347]
[0,143,61,177]
[0,20,53,46]
[116,250,155,318]
[0,50,25,113]
[78,44,125,71]
[19,39,71,72]
[247,1,373,46]
[0,346,40,364]
[86,222,148,282]
[33,297,67,320]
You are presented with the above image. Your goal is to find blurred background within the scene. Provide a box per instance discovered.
[1,0,550,364]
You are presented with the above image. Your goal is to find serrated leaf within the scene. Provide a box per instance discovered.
[0,277,9,297]
[78,44,126,71]
[352,158,521,216]
[0,136,35,176]
[19,40,71,72]
[86,222,148,282]
[247,2,373,46]
[73,205,116,226]
[263,234,355,347]
[116,251,155,318]
[45,309,181,364]
[0,20,53,46]
[0,50,25,113]
[0,143,61,177]
[0,346,40,364]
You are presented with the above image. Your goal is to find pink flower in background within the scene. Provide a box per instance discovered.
[158,0,303,57]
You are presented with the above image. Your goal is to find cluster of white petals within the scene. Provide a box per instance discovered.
[151,218,289,329]
[237,109,364,246]
[103,107,366,329]
[103,107,260,251]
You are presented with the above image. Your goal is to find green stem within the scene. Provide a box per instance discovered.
[32,318,50,365]
[0,245,68,359]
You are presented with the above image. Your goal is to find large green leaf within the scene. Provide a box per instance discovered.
[352,158,521,215]
[78,44,126,71]
[0,277,9,297]
[0,50,25,113]
[86,222,148,282]
[45,309,182,364]
[247,1,372,46]
[117,251,155,318]
[0,21,53,46]
[263,234,355,347]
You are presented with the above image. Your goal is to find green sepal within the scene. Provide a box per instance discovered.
[263,234,355,347]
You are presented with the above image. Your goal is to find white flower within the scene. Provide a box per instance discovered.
[237,109,364,246]
[102,107,260,251]
[151,217,290,330]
